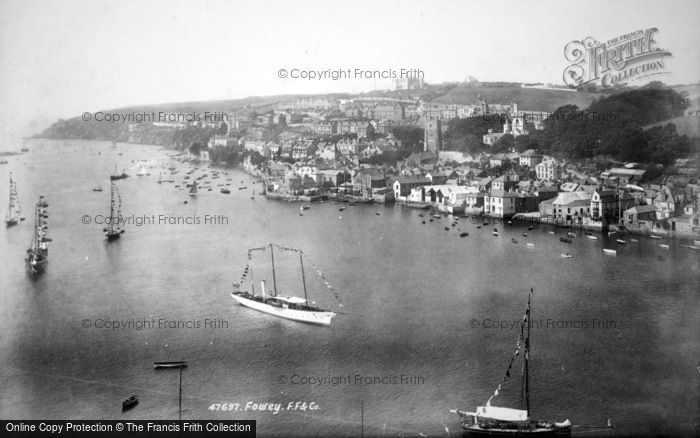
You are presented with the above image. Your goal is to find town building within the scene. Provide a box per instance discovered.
[535,159,561,182]
[519,149,543,168]
[424,119,442,152]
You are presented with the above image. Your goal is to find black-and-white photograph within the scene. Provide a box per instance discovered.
[1,0,699,437]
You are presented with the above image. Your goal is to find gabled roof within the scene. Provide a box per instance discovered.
[625,205,659,214]
[552,191,592,206]
[394,175,431,185]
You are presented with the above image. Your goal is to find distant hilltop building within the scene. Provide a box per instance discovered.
[276,98,335,111]
[393,77,424,90]
[521,83,576,92]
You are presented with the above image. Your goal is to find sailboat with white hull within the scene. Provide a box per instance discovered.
[231,244,338,326]
[5,173,21,226]
[453,289,571,436]
[104,181,125,241]
[25,197,50,275]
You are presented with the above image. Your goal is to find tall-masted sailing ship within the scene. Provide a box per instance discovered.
[25,196,50,275]
[231,244,339,326]
[453,289,571,436]
[5,173,21,226]
[104,181,125,241]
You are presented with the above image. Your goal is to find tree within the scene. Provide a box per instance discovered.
[492,134,514,153]
[189,142,202,156]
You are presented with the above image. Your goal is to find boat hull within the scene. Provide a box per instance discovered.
[25,256,47,275]
[231,293,335,326]
[105,232,121,241]
[462,423,571,436]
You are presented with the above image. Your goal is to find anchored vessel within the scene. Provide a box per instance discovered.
[25,196,50,275]
[454,289,571,436]
[122,395,138,411]
[110,164,129,181]
[231,244,338,326]
[5,173,21,226]
[189,180,198,196]
[104,181,124,241]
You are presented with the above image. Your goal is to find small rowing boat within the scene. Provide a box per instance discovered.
[122,395,138,411]
[153,361,188,369]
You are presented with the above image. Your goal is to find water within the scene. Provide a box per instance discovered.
[1,139,698,437]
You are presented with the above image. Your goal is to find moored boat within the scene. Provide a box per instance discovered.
[25,197,49,275]
[122,395,138,411]
[5,173,21,226]
[153,361,188,369]
[104,182,124,241]
[403,200,430,210]
[603,248,617,255]
[110,164,129,180]
[231,244,339,326]
[452,289,572,436]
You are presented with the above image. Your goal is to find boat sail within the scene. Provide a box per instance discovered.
[5,173,21,226]
[189,180,198,196]
[136,164,147,176]
[231,244,339,326]
[25,196,50,275]
[453,289,571,436]
[157,172,163,184]
[104,181,125,241]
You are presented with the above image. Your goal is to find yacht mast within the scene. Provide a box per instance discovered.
[270,244,278,297]
[300,252,309,304]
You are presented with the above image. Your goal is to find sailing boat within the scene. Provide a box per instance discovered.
[136,164,147,176]
[110,164,128,180]
[5,173,21,226]
[453,289,571,436]
[231,244,338,326]
[157,172,163,184]
[189,180,198,196]
[25,197,49,274]
[104,181,125,241]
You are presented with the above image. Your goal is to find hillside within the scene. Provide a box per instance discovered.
[428,82,600,111]
[646,115,700,138]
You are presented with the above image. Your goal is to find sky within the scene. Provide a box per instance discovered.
[1,0,699,139]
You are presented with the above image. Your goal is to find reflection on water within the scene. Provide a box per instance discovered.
[0,139,698,436]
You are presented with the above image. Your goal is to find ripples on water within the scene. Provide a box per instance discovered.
[0,140,698,436]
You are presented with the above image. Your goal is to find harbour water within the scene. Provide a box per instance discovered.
[1,139,698,437]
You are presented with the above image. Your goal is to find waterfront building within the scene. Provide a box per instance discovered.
[484,190,521,218]
[392,175,432,200]
[590,188,636,223]
[551,191,592,224]
[623,205,660,225]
